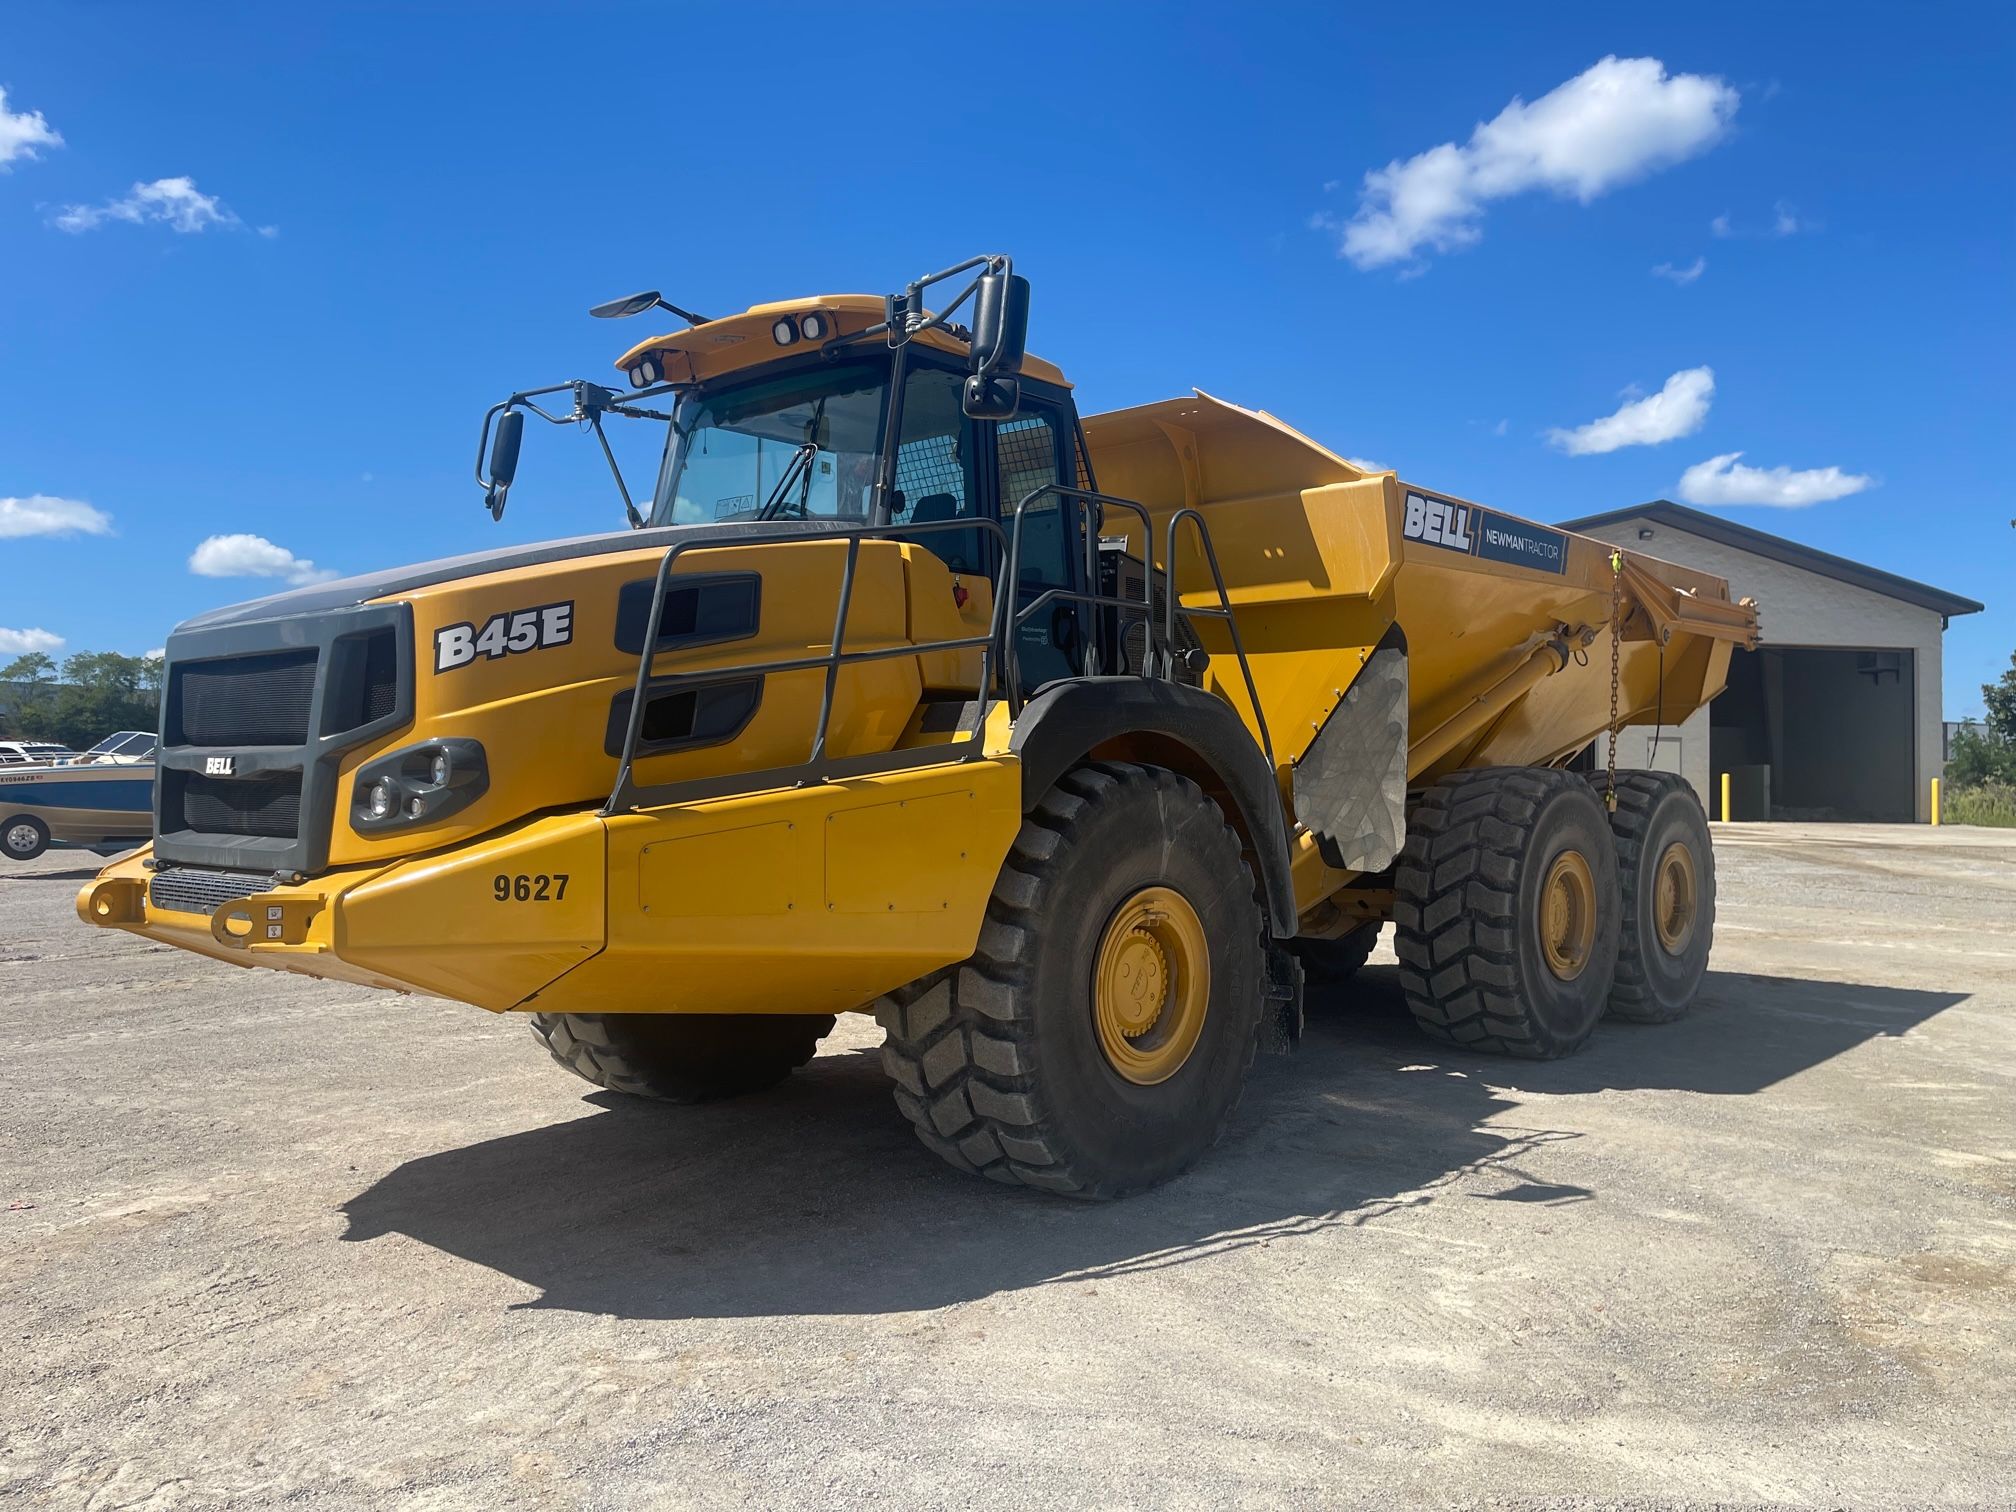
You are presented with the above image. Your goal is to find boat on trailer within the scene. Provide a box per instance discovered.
[0,732,156,860]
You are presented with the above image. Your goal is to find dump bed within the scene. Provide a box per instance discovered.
[1081,392,1756,790]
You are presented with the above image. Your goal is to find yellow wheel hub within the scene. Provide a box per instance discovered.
[1092,885,1210,1085]
[1539,849,1597,982]
[1652,841,1698,955]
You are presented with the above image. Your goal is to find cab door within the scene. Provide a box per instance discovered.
[988,397,1085,694]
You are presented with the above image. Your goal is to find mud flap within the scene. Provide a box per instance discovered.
[1293,627,1408,873]
[1261,940,1305,1054]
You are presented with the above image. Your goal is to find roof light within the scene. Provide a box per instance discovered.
[772,316,800,347]
[800,311,828,341]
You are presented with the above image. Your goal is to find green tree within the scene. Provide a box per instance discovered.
[1947,725,2016,788]
[1945,647,2016,793]
[1982,649,2016,746]
[2,651,58,688]
[11,651,160,750]
[1,652,60,737]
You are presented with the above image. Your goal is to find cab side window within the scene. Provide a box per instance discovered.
[996,410,1071,589]
[890,367,984,574]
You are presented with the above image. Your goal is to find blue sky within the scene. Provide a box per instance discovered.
[1,2,2009,714]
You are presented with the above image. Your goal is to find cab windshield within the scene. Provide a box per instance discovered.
[647,361,887,527]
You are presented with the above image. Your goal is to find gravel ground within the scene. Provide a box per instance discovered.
[3,823,2013,1509]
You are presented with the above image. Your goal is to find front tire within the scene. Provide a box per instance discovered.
[875,761,1268,1199]
[3,815,50,862]
[1394,767,1621,1059]
[529,1012,833,1103]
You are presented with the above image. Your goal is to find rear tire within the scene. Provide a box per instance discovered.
[1393,767,1620,1059]
[3,815,50,862]
[1293,922,1380,986]
[529,1012,833,1103]
[1593,771,1715,1022]
[875,761,1268,1199]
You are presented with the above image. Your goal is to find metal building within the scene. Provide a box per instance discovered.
[1564,501,1983,823]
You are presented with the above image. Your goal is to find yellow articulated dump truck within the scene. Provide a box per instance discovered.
[80,256,1756,1197]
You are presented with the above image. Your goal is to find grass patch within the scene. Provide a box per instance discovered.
[1942,781,2016,828]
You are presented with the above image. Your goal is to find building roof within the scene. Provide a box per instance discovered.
[1560,500,1985,618]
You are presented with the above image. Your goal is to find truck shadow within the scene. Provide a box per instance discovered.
[338,966,1967,1320]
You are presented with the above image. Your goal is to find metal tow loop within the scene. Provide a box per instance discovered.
[1604,549,1623,813]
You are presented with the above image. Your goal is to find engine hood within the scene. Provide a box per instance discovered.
[175,518,829,633]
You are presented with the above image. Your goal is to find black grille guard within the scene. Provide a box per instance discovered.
[153,602,414,877]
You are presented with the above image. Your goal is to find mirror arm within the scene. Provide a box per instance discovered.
[902,274,985,343]
[586,412,646,529]
[478,376,679,528]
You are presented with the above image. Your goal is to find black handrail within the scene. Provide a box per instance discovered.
[604,514,1011,814]
[603,486,1274,815]
[1166,507,1274,770]
[1004,487,1271,770]
[1002,484,1161,710]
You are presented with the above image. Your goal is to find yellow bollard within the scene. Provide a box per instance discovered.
[1931,777,1941,826]
[1720,771,1732,824]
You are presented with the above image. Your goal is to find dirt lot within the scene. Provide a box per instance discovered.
[3,823,2013,1509]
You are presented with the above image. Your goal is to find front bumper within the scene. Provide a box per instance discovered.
[78,810,609,1011]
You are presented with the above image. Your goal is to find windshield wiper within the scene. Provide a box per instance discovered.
[757,442,820,520]
[757,397,830,521]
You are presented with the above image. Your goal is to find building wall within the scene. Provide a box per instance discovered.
[1577,518,1946,821]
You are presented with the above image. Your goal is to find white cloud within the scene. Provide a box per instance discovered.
[1652,256,1706,285]
[1548,367,1714,456]
[1345,456,1389,473]
[1491,418,1509,437]
[0,84,61,170]
[53,175,253,234]
[1712,200,1806,239]
[188,533,336,585]
[1676,452,1873,507]
[1316,56,1738,270]
[143,648,165,661]
[0,494,113,538]
[0,627,65,656]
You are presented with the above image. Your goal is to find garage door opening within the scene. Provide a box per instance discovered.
[1709,647,1916,822]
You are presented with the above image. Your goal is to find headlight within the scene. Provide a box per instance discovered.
[351,739,489,835]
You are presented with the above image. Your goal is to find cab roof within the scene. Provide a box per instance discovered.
[612,293,1070,390]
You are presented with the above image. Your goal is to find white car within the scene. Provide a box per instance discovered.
[0,741,80,766]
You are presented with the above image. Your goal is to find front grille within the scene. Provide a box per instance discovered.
[358,629,399,725]
[166,770,304,839]
[149,865,279,916]
[154,601,411,876]
[170,650,319,746]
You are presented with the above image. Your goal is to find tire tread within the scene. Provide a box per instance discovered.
[874,762,1263,1199]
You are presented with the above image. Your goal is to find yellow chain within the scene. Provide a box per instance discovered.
[1605,549,1622,812]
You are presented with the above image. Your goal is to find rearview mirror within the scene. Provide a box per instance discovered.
[961,373,1022,421]
[488,410,524,486]
[589,290,663,320]
[968,271,1030,376]
[484,410,524,520]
